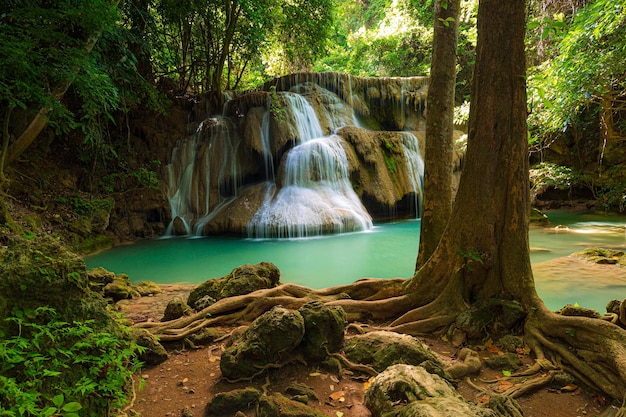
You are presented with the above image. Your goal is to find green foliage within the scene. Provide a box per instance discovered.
[0,306,143,417]
[99,161,161,194]
[456,248,483,271]
[54,195,114,218]
[529,0,626,133]
[529,162,575,192]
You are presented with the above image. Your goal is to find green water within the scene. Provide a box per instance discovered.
[85,211,626,312]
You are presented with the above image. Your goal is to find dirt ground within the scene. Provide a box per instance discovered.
[120,285,618,417]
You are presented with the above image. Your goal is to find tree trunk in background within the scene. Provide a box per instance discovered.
[416,0,461,270]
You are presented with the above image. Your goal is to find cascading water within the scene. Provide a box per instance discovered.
[165,117,241,235]
[401,132,425,217]
[248,93,373,238]
[165,73,431,238]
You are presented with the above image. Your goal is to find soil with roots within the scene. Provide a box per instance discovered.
[120,285,618,417]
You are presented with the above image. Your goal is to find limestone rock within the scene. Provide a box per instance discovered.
[298,300,346,362]
[132,328,169,365]
[103,273,141,301]
[187,262,280,310]
[257,393,327,417]
[203,387,261,416]
[220,306,305,380]
[135,280,161,296]
[161,296,192,321]
[365,364,496,417]
[344,330,441,372]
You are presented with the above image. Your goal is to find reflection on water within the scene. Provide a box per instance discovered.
[85,211,626,313]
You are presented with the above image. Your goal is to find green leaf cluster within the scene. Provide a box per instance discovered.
[0,307,143,417]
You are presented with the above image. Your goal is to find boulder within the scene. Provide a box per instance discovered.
[187,262,280,309]
[132,328,169,365]
[161,296,192,321]
[135,280,161,296]
[220,306,305,380]
[103,273,141,301]
[204,387,261,417]
[344,330,441,372]
[298,300,346,362]
[257,393,328,417]
[365,364,496,417]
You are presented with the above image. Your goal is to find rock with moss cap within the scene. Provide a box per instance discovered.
[187,262,280,310]
[344,330,441,372]
[298,300,346,362]
[220,306,304,380]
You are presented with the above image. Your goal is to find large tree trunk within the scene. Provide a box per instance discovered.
[416,0,461,270]
[404,0,532,312]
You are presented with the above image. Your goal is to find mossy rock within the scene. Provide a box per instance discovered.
[87,267,116,289]
[344,330,441,372]
[188,262,280,309]
[135,280,161,296]
[204,387,261,416]
[0,235,113,336]
[557,303,601,318]
[257,393,327,417]
[103,274,141,301]
[573,247,626,266]
[133,328,169,365]
[298,300,346,362]
[365,364,495,417]
[220,306,305,380]
[484,352,523,372]
[161,297,192,321]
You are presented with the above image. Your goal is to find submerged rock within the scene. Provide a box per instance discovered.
[344,330,441,372]
[220,306,305,380]
[187,262,280,310]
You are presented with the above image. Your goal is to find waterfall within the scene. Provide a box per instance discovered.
[165,74,429,238]
[248,93,372,238]
[401,132,425,218]
[165,117,241,235]
[248,135,373,238]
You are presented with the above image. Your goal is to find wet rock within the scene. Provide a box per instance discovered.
[557,303,601,319]
[171,216,188,235]
[132,328,169,365]
[257,393,327,417]
[220,306,305,380]
[573,247,626,266]
[344,330,441,372]
[187,262,280,309]
[162,297,192,321]
[298,300,346,362]
[203,387,261,416]
[365,364,496,417]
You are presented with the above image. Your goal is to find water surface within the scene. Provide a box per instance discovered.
[86,211,626,312]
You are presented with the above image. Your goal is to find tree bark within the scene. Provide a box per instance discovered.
[416,0,461,270]
[406,0,532,305]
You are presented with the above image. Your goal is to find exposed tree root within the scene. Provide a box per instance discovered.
[522,302,626,400]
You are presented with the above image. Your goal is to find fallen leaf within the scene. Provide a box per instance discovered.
[496,380,515,392]
[330,384,334,391]
[330,375,339,383]
[363,376,375,390]
[479,395,490,403]
[502,370,512,377]
[329,391,346,400]
[560,384,578,392]
[309,372,321,377]
[336,412,344,417]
